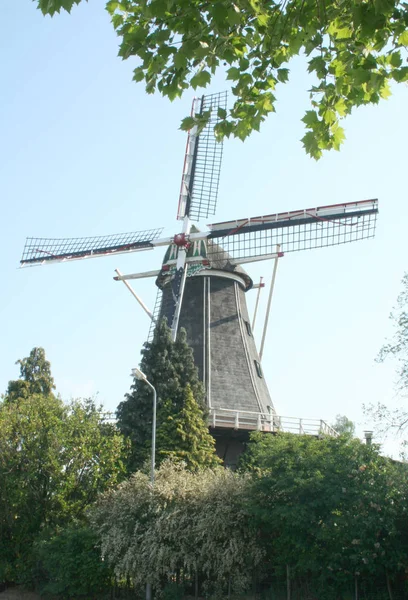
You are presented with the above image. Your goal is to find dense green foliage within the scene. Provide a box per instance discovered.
[35,0,408,158]
[0,348,127,585]
[242,433,408,584]
[3,344,408,599]
[31,524,113,598]
[5,346,55,401]
[91,434,408,599]
[117,320,216,472]
[90,461,260,597]
[157,384,221,469]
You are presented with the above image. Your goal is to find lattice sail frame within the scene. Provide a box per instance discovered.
[207,199,378,263]
[177,91,227,222]
[20,228,164,266]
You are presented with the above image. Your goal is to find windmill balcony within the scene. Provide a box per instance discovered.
[209,408,338,438]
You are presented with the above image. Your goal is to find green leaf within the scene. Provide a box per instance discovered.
[180,116,196,131]
[352,68,371,85]
[398,30,408,46]
[226,67,241,81]
[190,70,211,89]
[277,68,289,83]
[301,131,322,160]
[334,98,347,117]
[389,52,402,68]
[392,67,408,82]
[331,124,346,151]
[217,107,227,119]
[379,81,392,99]
[301,110,320,128]
[239,58,250,70]
[106,1,127,14]
[323,109,336,125]
[133,67,145,82]
[37,0,84,16]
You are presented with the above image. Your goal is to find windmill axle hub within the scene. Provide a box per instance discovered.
[173,233,190,248]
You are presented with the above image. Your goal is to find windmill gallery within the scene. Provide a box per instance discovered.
[20,92,379,464]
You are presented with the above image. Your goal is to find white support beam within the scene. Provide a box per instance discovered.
[115,269,155,322]
[259,245,281,361]
[114,269,160,281]
[252,276,264,331]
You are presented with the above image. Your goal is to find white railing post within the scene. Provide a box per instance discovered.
[235,412,239,430]
[212,410,216,429]
[257,414,262,431]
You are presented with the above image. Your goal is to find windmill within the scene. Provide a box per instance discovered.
[20,91,378,464]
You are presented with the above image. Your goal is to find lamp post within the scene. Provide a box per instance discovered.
[131,367,157,483]
[131,367,157,600]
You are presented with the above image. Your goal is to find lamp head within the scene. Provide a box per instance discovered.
[131,367,147,381]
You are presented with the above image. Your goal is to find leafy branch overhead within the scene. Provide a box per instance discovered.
[36,1,408,158]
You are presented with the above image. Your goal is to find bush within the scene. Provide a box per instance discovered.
[33,524,112,598]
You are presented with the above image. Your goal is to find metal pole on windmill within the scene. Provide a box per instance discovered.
[252,276,264,331]
[259,245,281,361]
[115,269,155,322]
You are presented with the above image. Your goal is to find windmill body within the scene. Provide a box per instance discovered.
[156,233,275,462]
[20,91,379,464]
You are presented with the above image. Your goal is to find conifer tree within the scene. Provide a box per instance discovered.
[116,319,206,472]
[157,384,220,470]
[5,347,55,402]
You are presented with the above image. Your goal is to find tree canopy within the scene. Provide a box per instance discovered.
[116,319,213,472]
[34,0,408,158]
[0,348,127,584]
[364,273,408,452]
[157,384,221,469]
[5,346,55,400]
[332,413,356,436]
[90,461,261,597]
[241,431,408,596]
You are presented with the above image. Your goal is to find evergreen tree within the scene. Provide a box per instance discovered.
[157,384,220,470]
[116,319,205,472]
[6,347,55,401]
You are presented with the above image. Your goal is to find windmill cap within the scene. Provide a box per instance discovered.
[156,226,253,290]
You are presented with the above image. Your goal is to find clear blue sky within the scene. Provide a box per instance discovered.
[1,2,407,452]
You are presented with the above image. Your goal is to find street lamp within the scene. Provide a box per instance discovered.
[131,367,157,484]
[131,367,157,600]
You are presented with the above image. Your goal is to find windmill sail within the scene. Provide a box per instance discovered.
[178,91,227,222]
[20,228,164,266]
[206,199,378,264]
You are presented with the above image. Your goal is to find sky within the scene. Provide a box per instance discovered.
[1,2,407,454]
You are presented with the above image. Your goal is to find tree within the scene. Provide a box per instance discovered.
[0,391,127,583]
[364,273,408,450]
[116,319,206,472]
[90,461,262,597]
[35,0,408,158]
[5,346,55,401]
[332,414,355,437]
[377,272,408,391]
[241,432,408,598]
[157,384,221,469]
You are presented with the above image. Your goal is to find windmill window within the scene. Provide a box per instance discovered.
[245,320,252,336]
[254,360,263,378]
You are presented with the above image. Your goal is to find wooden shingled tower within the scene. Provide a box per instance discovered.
[20,91,379,465]
[156,233,275,463]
